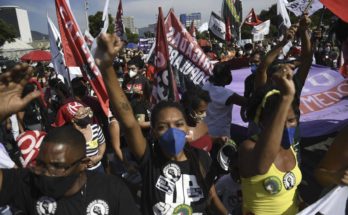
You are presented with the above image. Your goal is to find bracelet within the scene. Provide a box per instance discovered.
[108,116,117,124]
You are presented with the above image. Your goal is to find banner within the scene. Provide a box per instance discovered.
[286,0,322,16]
[209,12,226,42]
[164,9,213,88]
[253,33,264,42]
[138,38,155,54]
[152,7,179,103]
[252,20,270,35]
[244,8,262,26]
[55,0,110,116]
[297,186,348,214]
[226,65,348,137]
[47,15,69,85]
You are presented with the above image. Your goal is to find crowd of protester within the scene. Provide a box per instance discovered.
[0,13,347,215]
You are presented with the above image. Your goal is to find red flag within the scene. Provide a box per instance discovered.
[244,8,262,26]
[320,0,348,23]
[225,16,232,44]
[339,39,348,78]
[114,0,125,38]
[55,0,109,116]
[189,20,196,38]
[152,7,180,103]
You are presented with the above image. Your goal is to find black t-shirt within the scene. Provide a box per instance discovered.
[244,73,256,99]
[0,169,140,215]
[138,145,213,215]
[123,74,151,102]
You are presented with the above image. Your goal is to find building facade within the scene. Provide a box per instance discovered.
[0,5,32,43]
[122,16,138,34]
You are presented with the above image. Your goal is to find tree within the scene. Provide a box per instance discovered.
[0,19,16,47]
[88,11,115,37]
[125,28,139,43]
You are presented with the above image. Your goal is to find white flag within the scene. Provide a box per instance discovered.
[47,15,70,85]
[297,186,348,215]
[277,0,292,29]
[286,0,322,16]
[91,0,110,56]
[252,20,271,35]
[208,12,226,41]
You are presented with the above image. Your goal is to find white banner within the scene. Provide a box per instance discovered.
[208,12,226,41]
[253,33,265,41]
[287,0,322,16]
[252,20,270,35]
[91,0,110,56]
[297,186,348,215]
[47,15,70,84]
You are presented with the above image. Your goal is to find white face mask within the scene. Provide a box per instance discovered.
[194,112,206,122]
[129,70,137,78]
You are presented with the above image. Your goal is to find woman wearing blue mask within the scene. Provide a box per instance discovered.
[96,34,228,215]
[238,64,302,215]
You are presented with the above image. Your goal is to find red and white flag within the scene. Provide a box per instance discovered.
[84,30,94,47]
[152,7,180,103]
[55,0,110,116]
[244,8,262,26]
[115,0,125,40]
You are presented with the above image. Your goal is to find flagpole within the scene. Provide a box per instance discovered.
[84,0,89,31]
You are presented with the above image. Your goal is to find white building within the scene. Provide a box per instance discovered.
[0,5,33,43]
[122,16,138,34]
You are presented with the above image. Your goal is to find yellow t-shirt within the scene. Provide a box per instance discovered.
[241,148,302,215]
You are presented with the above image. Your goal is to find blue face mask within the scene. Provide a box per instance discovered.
[159,128,186,156]
[250,64,258,73]
[281,127,296,149]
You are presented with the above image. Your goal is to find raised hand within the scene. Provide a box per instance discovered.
[299,13,311,31]
[283,24,299,43]
[0,63,40,121]
[336,168,348,185]
[94,33,124,71]
[272,64,296,97]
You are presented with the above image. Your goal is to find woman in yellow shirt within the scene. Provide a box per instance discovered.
[238,64,302,215]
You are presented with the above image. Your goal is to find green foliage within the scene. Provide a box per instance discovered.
[125,28,139,43]
[88,11,115,37]
[0,19,16,47]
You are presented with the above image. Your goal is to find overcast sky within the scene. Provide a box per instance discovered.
[0,0,277,34]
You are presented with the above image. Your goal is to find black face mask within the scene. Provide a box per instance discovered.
[32,173,80,199]
[74,116,92,128]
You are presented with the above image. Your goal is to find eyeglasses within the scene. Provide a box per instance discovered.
[30,157,85,176]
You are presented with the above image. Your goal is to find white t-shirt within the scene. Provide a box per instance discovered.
[203,82,234,137]
[215,174,242,214]
[0,143,15,169]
